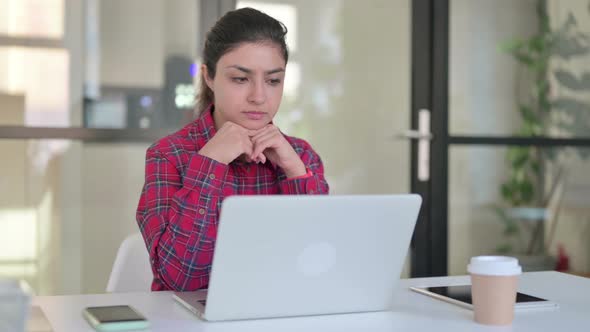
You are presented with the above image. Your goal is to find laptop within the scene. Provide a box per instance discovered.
[173,194,422,321]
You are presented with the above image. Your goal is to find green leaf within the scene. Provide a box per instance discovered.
[519,178,534,203]
[501,183,514,202]
[508,147,530,168]
[514,52,535,66]
[504,222,519,236]
[532,58,549,73]
[496,244,513,254]
[492,205,509,223]
[518,104,538,123]
[535,80,550,98]
[536,0,548,21]
[531,160,541,175]
[505,179,522,205]
[522,125,533,137]
[539,97,551,114]
[528,35,547,53]
[499,39,526,54]
[521,121,543,136]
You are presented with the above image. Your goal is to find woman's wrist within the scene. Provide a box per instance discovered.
[283,159,307,178]
[198,148,229,165]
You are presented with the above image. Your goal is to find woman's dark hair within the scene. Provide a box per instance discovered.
[196,7,289,114]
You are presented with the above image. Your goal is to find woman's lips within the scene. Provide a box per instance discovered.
[243,111,266,120]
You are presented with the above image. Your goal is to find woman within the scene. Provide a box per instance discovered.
[136,7,329,291]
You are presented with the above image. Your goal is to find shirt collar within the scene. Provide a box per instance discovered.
[194,103,217,143]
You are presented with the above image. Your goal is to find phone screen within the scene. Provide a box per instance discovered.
[85,305,146,323]
[426,285,548,305]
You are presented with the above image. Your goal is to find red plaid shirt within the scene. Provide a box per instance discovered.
[136,106,329,291]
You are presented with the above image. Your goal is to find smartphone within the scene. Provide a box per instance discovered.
[410,285,558,310]
[82,305,149,331]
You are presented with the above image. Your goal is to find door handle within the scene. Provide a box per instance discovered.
[396,130,433,140]
[393,109,432,182]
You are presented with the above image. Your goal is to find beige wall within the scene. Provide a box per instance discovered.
[0,95,28,283]
[80,143,149,294]
[0,94,65,294]
[98,0,164,87]
[97,0,198,88]
[163,0,199,58]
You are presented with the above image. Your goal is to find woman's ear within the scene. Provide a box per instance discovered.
[201,64,214,91]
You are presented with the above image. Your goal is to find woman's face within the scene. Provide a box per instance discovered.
[203,42,286,130]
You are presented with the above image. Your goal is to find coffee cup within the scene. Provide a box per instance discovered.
[467,256,522,325]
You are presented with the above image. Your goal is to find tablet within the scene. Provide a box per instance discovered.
[83,305,149,331]
[410,285,558,310]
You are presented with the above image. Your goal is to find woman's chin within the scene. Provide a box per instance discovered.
[239,120,270,130]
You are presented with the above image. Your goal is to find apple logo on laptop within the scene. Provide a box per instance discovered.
[296,242,337,277]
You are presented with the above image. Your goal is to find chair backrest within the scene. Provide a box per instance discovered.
[106,232,153,292]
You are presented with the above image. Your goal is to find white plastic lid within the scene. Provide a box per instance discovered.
[467,256,522,276]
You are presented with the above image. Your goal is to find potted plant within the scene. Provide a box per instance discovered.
[495,0,590,271]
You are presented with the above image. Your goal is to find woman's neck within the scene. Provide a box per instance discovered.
[211,105,226,131]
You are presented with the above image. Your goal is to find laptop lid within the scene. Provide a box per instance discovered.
[202,194,422,321]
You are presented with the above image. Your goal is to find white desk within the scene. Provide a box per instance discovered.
[32,271,589,332]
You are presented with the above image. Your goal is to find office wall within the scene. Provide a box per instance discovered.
[0,95,28,284]
[163,0,199,58]
[98,0,198,88]
[0,94,66,295]
[98,0,164,88]
[80,143,150,294]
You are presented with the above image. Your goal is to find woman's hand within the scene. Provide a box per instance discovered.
[250,124,307,178]
[198,121,257,165]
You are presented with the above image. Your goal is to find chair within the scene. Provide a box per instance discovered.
[106,232,153,292]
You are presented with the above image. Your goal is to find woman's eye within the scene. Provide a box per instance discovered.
[268,78,282,85]
[232,77,248,83]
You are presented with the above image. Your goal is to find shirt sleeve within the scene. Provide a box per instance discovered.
[136,148,228,291]
[278,144,330,195]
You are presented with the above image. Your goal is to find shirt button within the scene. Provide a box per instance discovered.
[199,208,205,215]
[209,174,215,180]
